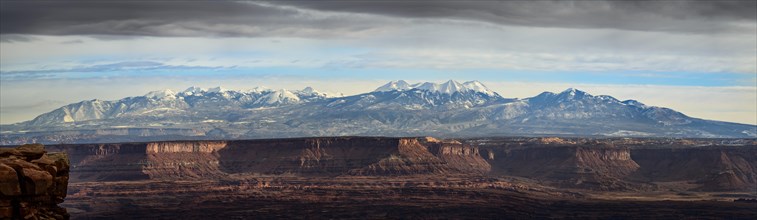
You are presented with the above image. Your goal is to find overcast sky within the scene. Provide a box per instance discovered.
[1,0,756,125]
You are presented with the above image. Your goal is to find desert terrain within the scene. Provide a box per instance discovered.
[4,137,757,219]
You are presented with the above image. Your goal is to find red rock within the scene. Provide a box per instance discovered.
[17,143,46,160]
[0,148,21,158]
[46,153,70,175]
[21,168,53,195]
[0,163,21,196]
[0,144,69,219]
[0,206,12,220]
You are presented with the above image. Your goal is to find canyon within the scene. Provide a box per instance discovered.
[3,137,754,219]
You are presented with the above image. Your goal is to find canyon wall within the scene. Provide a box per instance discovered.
[41,137,490,181]
[481,145,641,190]
[1,144,70,219]
[480,142,756,191]
[21,137,757,192]
[630,147,757,191]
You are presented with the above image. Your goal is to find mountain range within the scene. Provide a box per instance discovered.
[1,80,754,144]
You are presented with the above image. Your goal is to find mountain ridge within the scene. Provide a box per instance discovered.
[1,80,755,144]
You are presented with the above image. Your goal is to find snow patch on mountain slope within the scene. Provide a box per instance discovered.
[206,86,228,93]
[375,80,412,92]
[604,130,655,137]
[297,86,342,98]
[256,89,301,105]
[375,80,498,96]
[145,89,177,100]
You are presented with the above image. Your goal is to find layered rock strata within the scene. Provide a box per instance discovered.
[43,137,489,181]
[482,145,641,190]
[24,137,757,192]
[478,139,757,191]
[1,144,70,220]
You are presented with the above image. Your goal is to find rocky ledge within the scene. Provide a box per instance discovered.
[1,144,69,220]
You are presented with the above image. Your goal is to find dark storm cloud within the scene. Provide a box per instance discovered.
[0,1,287,36]
[0,1,383,37]
[0,0,755,37]
[277,0,757,33]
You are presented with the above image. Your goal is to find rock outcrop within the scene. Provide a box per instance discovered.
[43,137,491,181]
[482,145,641,190]
[1,144,69,220]
[478,138,757,191]
[31,137,757,192]
[630,147,757,191]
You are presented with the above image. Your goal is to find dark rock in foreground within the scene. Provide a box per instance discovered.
[1,144,70,220]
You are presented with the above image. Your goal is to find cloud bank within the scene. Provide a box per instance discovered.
[2,1,754,37]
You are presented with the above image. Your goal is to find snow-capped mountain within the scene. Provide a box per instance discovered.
[375,80,498,96]
[253,89,301,106]
[22,86,332,126]
[375,80,413,92]
[366,80,505,110]
[2,80,755,144]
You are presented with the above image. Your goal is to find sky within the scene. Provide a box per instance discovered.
[0,0,755,125]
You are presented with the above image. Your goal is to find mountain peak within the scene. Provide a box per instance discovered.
[375,80,498,96]
[301,86,317,94]
[462,80,496,96]
[145,89,177,100]
[297,86,332,97]
[256,89,301,105]
[556,88,590,99]
[183,86,205,94]
[207,86,228,93]
[375,80,412,92]
[561,88,584,95]
[246,86,270,93]
[181,86,230,95]
[436,80,465,94]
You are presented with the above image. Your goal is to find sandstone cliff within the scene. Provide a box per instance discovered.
[35,137,757,192]
[44,137,490,181]
[482,145,640,190]
[479,140,757,191]
[1,144,69,220]
[630,146,757,191]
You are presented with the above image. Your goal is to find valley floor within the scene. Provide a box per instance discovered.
[62,176,757,219]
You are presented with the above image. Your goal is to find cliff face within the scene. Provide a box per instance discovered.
[218,137,409,176]
[479,142,757,191]
[482,146,640,190]
[630,147,757,191]
[425,140,491,174]
[46,143,151,182]
[31,137,757,192]
[43,137,491,181]
[1,144,70,220]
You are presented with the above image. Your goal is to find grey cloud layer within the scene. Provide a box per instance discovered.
[0,1,391,37]
[1,1,754,37]
[280,0,756,33]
